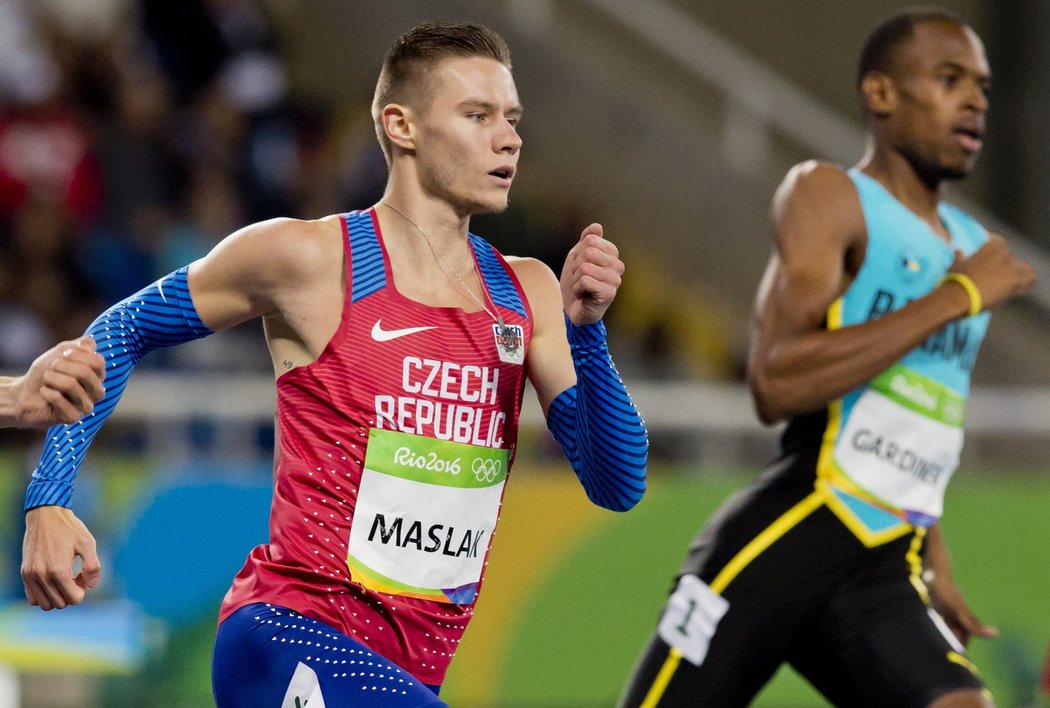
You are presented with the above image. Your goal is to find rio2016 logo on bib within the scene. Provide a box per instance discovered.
[393,446,463,476]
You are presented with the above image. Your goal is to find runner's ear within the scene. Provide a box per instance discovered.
[382,103,416,152]
[861,71,897,117]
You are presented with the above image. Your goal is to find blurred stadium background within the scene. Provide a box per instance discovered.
[0,0,1047,706]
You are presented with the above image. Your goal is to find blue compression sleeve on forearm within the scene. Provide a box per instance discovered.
[546,316,648,512]
[25,267,212,510]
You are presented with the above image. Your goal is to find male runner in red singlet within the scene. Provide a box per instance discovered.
[20,22,648,707]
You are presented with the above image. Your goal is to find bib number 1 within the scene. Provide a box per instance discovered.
[657,575,730,666]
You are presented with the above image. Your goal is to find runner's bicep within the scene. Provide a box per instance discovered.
[186,227,282,331]
[761,163,861,343]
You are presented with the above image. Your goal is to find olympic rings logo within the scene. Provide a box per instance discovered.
[472,457,503,483]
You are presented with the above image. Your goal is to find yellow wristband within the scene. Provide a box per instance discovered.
[941,273,982,317]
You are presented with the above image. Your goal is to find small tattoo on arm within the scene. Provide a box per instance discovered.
[283,360,294,369]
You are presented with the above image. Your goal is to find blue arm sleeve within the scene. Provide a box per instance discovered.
[545,316,648,511]
[25,267,212,510]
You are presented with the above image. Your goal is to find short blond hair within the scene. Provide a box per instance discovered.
[372,22,512,165]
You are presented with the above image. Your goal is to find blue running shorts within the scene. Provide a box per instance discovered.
[213,603,448,708]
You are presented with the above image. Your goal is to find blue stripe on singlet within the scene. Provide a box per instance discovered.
[346,212,386,302]
[469,233,527,318]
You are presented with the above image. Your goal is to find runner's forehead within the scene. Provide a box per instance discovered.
[894,20,989,78]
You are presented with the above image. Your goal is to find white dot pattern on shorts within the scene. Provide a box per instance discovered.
[256,605,441,700]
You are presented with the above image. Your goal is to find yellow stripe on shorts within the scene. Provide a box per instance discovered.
[711,490,825,593]
[638,490,825,707]
[639,647,683,708]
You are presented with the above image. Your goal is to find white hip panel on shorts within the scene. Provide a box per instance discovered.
[927,607,966,654]
[282,661,327,708]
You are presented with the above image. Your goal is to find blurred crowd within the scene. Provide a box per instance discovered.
[0,0,704,389]
[0,0,389,372]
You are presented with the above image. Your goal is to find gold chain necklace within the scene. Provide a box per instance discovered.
[379,201,520,355]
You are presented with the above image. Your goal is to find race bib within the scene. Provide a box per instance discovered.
[347,429,508,604]
[834,364,964,521]
[657,575,729,666]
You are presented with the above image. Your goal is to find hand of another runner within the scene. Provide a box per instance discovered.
[22,506,101,611]
[929,575,998,647]
[560,223,625,325]
[13,337,106,428]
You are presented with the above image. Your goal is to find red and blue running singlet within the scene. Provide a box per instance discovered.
[218,208,533,685]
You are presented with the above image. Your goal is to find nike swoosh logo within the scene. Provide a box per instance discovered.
[370,319,438,342]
